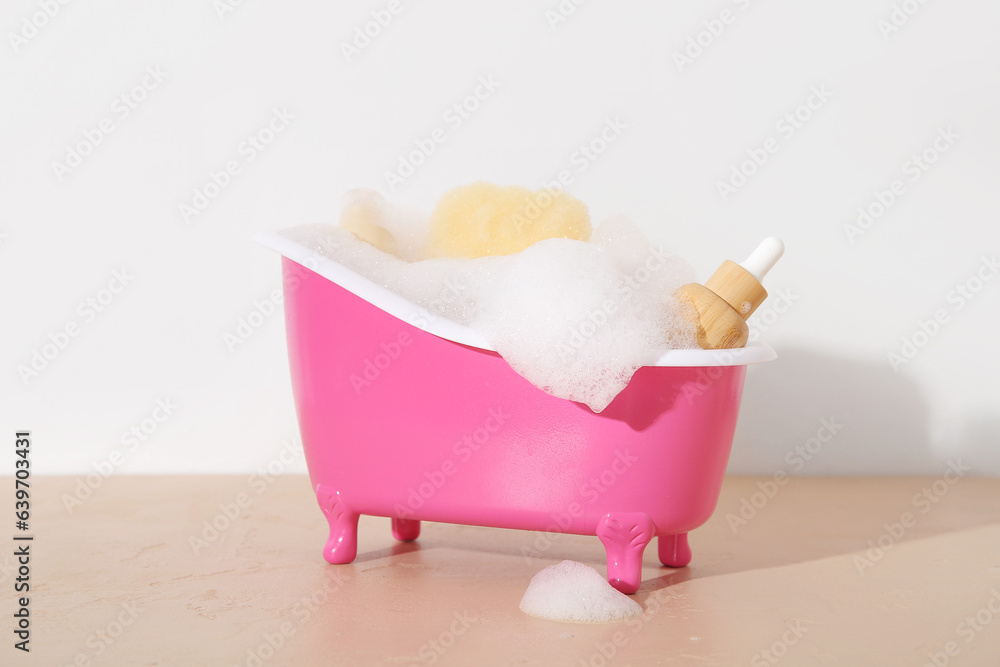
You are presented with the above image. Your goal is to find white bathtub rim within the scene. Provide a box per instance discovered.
[255,231,777,368]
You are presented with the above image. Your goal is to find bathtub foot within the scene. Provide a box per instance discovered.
[658,533,692,568]
[596,512,655,595]
[392,518,421,542]
[315,484,359,564]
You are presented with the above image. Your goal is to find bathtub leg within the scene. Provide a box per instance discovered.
[596,512,655,595]
[658,533,692,568]
[315,484,359,564]
[391,518,421,542]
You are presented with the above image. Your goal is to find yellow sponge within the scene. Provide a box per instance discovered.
[339,189,398,256]
[426,182,591,258]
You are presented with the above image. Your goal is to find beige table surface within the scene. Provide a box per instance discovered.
[10,475,1000,666]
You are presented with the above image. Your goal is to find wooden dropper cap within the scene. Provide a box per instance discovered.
[675,237,784,350]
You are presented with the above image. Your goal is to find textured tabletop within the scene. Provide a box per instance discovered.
[14,475,1000,666]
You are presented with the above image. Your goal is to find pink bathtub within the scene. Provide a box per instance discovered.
[257,233,775,594]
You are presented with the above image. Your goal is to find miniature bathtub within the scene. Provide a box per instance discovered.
[257,233,775,594]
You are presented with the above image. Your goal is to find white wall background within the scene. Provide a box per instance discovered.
[2,0,998,477]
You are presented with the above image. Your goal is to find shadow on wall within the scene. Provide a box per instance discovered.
[727,345,943,475]
[950,415,1000,476]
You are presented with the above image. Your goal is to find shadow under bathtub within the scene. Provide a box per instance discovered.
[339,346,997,595]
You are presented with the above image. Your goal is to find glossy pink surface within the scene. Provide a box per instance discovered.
[281,258,753,592]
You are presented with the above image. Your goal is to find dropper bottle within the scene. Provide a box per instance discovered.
[675,237,785,350]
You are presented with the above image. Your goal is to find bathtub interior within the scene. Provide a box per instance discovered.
[255,231,776,367]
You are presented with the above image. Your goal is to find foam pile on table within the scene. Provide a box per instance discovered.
[519,560,644,623]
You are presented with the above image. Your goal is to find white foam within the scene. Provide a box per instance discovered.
[276,195,698,412]
[519,560,643,623]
